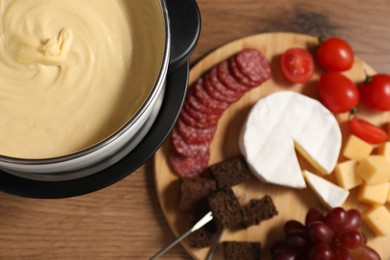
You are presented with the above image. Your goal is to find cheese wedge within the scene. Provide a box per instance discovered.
[303,170,349,208]
[239,91,341,188]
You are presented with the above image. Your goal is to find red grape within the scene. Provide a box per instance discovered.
[284,220,305,235]
[333,247,353,260]
[362,232,368,244]
[324,207,347,234]
[309,243,333,260]
[307,221,335,244]
[350,245,381,260]
[285,233,310,252]
[339,229,364,249]
[345,209,361,230]
[271,240,289,256]
[272,208,379,260]
[273,250,299,260]
[306,208,325,226]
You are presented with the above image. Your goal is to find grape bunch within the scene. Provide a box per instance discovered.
[270,207,381,260]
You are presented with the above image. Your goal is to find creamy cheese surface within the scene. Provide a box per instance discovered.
[0,0,165,158]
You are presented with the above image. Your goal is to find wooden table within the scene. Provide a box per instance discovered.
[1,1,390,259]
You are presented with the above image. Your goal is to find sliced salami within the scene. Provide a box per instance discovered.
[184,101,219,127]
[235,49,272,83]
[176,118,216,144]
[186,85,210,114]
[209,67,240,103]
[169,146,209,178]
[217,61,249,94]
[172,127,210,157]
[180,108,210,129]
[229,57,259,88]
[194,78,230,113]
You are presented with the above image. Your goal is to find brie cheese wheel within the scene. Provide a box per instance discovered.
[239,91,341,188]
[303,170,349,208]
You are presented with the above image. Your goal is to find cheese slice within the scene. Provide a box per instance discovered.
[303,170,349,208]
[239,91,341,188]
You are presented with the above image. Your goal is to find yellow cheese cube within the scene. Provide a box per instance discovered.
[356,156,390,184]
[343,135,373,160]
[334,160,362,190]
[358,182,390,205]
[363,206,390,236]
[388,183,390,204]
[378,142,390,162]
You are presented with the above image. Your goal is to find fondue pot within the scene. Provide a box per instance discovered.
[0,0,200,197]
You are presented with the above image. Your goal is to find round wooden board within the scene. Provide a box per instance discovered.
[154,32,390,259]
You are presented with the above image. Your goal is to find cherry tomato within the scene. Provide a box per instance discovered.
[349,117,388,144]
[317,72,359,113]
[281,48,315,83]
[360,74,390,111]
[316,37,354,72]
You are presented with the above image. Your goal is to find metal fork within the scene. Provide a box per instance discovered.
[150,211,213,260]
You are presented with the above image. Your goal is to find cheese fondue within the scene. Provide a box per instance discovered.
[0,0,165,159]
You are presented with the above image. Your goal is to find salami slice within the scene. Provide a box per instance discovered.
[235,49,272,83]
[184,101,219,127]
[169,146,209,178]
[176,118,216,144]
[194,78,230,113]
[209,67,241,103]
[187,85,210,114]
[172,127,210,157]
[217,61,249,94]
[229,57,259,88]
[180,108,210,129]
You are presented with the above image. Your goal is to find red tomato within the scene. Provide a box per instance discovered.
[281,48,315,83]
[349,117,388,144]
[360,74,390,111]
[317,72,359,113]
[316,37,354,72]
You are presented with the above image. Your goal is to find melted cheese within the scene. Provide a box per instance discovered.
[0,0,165,159]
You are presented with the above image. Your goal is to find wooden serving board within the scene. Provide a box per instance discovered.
[153,32,390,259]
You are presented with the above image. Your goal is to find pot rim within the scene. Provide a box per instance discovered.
[0,0,171,166]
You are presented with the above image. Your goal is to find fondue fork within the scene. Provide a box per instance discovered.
[150,211,213,260]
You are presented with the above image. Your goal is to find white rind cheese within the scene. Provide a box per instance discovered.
[303,170,349,208]
[239,91,341,188]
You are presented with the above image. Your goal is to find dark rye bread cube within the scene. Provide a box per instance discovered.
[223,241,261,260]
[208,186,244,229]
[242,195,278,228]
[209,155,250,188]
[179,177,217,211]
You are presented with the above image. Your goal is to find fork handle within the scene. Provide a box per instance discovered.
[150,228,193,260]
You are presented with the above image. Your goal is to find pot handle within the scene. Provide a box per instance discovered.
[165,0,201,72]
